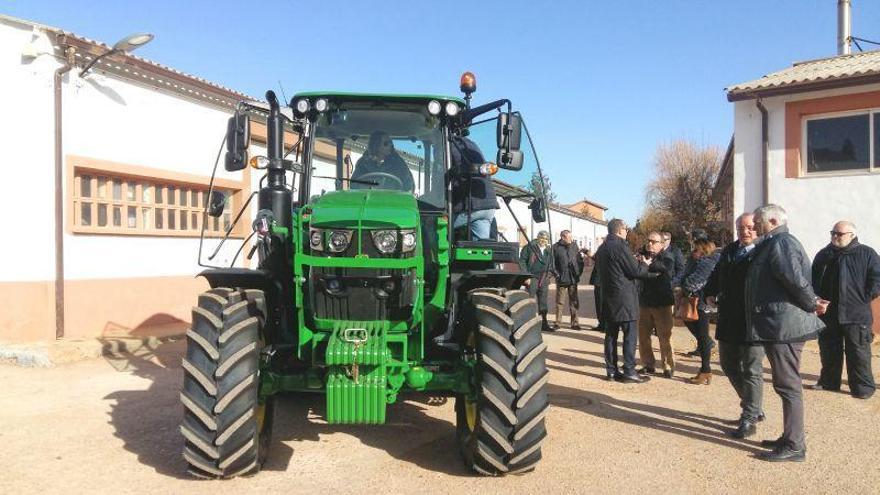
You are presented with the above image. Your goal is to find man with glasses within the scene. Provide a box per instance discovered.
[705,213,765,438]
[810,221,880,399]
[636,231,677,378]
[595,219,656,383]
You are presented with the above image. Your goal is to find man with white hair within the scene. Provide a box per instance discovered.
[810,220,880,399]
[744,204,826,462]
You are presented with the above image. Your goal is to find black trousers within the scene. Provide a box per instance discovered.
[818,322,876,396]
[605,320,637,376]
[529,282,549,315]
[684,309,712,372]
[594,285,605,329]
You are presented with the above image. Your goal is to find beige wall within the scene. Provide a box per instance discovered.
[0,276,209,342]
[0,281,56,342]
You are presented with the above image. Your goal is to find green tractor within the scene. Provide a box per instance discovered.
[181,73,552,478]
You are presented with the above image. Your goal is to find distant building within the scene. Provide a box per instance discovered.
[564,199,607,222]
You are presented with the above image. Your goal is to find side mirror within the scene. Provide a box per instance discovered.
[224,112,250,172]
[207,190,227,217]
[496,149,524,171]
[529,197,546,223]
[496,112,522,151]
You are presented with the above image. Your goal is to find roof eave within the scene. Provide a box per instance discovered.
[727,72,880,102]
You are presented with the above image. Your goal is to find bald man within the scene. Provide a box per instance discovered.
[811,221,880,399]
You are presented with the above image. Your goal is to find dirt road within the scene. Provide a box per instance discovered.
[2,287,879,494]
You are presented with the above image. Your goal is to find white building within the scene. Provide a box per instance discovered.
[0,14,607,344]
[0,15,257,342]
[726,49,880,334]
[727,50,880,258]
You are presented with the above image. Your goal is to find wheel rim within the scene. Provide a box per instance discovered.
[256,401,267,432]
[465,329,478,432]
[465,397,477,431]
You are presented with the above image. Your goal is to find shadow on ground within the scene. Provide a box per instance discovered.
[103,339,471,480]
[547,383,765,454]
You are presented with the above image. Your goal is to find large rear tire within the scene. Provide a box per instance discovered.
[455,288,550,475]
[180,287,275,478]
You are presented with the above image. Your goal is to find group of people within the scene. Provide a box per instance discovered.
[547,204,878,463]
[519,230,588,332]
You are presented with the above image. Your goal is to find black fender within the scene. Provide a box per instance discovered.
[453,269,531,294]
[197,268,293,345]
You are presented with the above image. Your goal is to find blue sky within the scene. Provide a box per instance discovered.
[7,0,880,222]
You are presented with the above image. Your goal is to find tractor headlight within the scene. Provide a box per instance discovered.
[371,230,398,254]
[444,101,460,116]
[401,230,417,252]
[294,98,310,115]
[427,100,441,115]
[309,228,323,251]
[314,98,329,112]
[328,230,353,253]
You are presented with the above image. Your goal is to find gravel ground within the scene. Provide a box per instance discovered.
[1,285,879,494]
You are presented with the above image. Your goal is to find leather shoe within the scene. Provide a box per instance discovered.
[758,446,806,462]
[616,373,650,384]
[853,391,874,400]
[637,367,656,375]
[662,369,674,379]
[571,323,581,330]
[542,324,557,333]
[808,382,839,391]
[760,438,782,448]
[727,420,756,439]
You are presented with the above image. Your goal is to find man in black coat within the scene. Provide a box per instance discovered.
[449,135,499,240]
[521,231,556,332]
[589,248,605,331]
[637,231,677,378]
[810,220,880,399]
[705,212,765,439]
[552,230,584,330]
[594,219,655,383]
[662,231,685,281]
[746,205,826,462]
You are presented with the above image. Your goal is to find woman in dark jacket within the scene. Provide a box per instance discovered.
[674,238,720,384]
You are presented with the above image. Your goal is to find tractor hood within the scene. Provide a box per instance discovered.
[308,190,419,229]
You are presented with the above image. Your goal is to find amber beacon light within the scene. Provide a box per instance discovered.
[460,71,477,95]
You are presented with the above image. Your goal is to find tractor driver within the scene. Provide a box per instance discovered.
[351,131,415,192]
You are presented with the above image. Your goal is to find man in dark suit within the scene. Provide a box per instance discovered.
[705,212,765,439]
[594,219,656,383]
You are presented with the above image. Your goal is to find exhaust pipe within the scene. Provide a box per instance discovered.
[838,0,852,55]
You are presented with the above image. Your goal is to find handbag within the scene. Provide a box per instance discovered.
[675,295,700,322]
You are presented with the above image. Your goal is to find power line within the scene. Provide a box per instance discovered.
[850,36,880,52]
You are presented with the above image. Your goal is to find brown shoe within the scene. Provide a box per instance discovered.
[688,372,712,385]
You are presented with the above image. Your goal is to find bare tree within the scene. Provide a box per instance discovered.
[643,139,722,238]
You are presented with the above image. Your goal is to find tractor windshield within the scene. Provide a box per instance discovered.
[310,102,447,209]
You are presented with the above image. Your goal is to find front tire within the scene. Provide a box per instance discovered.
[456,288,550,475]
[180,287,274,478]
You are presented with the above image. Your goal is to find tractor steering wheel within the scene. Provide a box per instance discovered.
[357,172,406,190]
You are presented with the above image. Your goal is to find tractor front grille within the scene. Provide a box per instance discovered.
[308,267,415,322]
